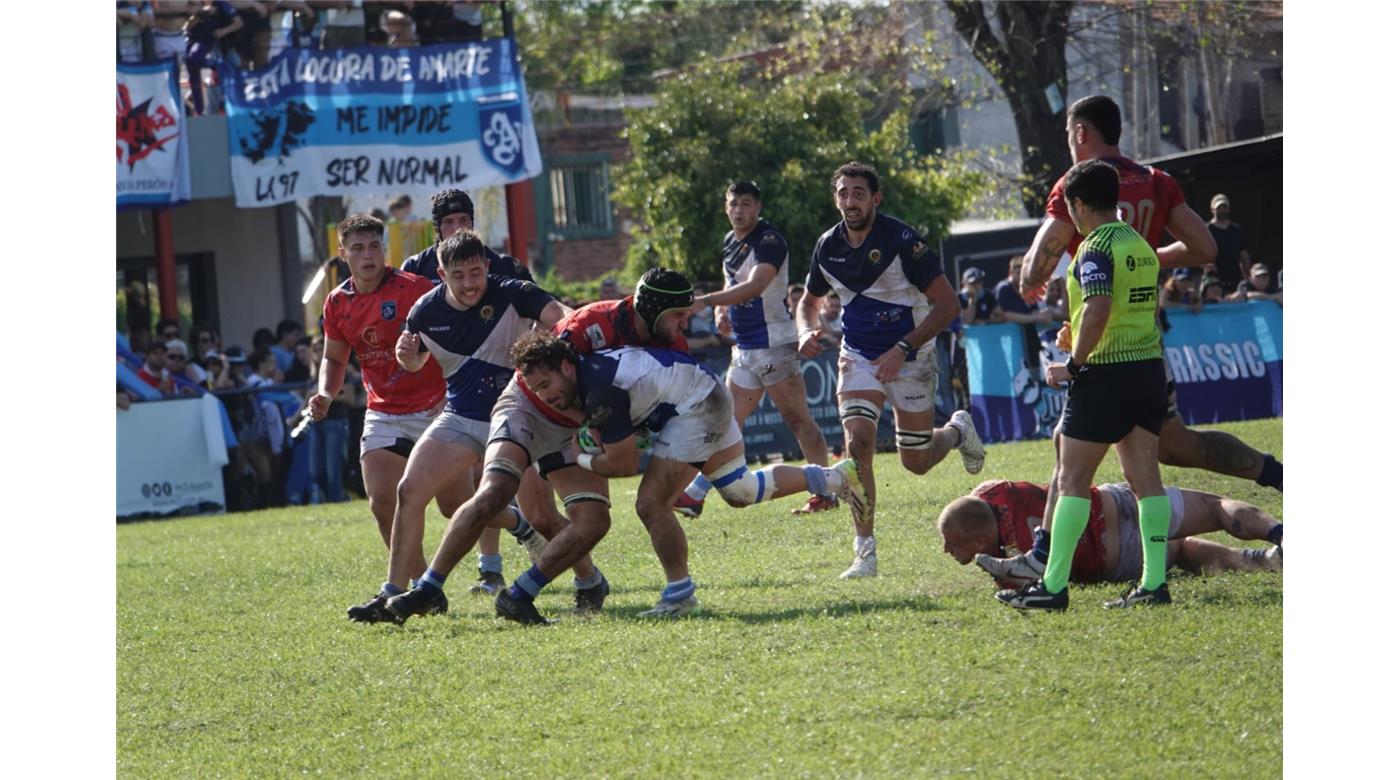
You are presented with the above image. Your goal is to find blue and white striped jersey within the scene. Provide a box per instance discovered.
[722,219,796,349]
[576,347,720,443]
[405,275,555,421]
[805,212,944,360]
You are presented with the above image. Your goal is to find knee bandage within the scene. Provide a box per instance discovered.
[896,429,934,450]
[562,491,610,509]
[705,456,769,506]
[839,398,882,425]
[483,457,523,482]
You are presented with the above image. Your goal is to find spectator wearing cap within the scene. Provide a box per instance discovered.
[1161,267,1202,313]
[1208,193,1251,292]
[1231,262,1283,304]
[599,277,622,301]
[958,266,999,325]
[1199,274,1226,305]
[202,349,235,390]
[138,340,176,395]
[400,188,532,282]
[994,255,1052,325]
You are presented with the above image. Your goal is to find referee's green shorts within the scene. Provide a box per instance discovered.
[1060,358,1169,443]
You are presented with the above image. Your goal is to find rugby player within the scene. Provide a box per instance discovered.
[307,214,465,591]
[796,161,985,579]
[939,480,1281,589]
[677,180,838,519]
[345,230,580,623]
[1021,95,1283,494]
[380,269,704,624]
[399,187,550,592]
[998,159,1175,611]
[497,334,865,623]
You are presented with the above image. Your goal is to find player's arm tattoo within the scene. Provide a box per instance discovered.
[1024,233,1067,291]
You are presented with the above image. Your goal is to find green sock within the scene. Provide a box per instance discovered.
[1138,495,1171,590]
[1043,495,1091,594]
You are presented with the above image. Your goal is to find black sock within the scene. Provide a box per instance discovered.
[1267,524,1283,547]
[1256,453,1283,492]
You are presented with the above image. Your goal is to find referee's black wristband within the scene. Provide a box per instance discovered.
[1065,358,1083,377]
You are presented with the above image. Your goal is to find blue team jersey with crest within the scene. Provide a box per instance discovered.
[805,212,944,360]
[401,243,533,284]
[574,347,719,444]
[723,219,797,349]
[404,275,555,420]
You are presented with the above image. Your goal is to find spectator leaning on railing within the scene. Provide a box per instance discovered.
[1160,267,1202,313]
[1199,274,1226,305]
[1231,262,1283,304]
[138,339,176,395]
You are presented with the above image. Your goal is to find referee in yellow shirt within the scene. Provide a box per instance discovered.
[996,159,1173,611]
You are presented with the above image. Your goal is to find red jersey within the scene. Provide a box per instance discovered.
[553,296,690,354]
[973,480,1109,584]
[1046,156,1185,256]
[322,267,444,415]
[517,296,691,425]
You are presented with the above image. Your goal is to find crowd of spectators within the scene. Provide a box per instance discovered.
[117,1,501,115]
[118,315,360,512]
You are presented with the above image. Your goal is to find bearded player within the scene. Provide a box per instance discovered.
[795,161,985,580]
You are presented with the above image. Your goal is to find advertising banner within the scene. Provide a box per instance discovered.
[117,395,229,518]
[221,38,541,207]
[963,301,1283,442]
[117,59,192,210]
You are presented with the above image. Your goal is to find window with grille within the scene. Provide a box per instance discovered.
[548,160,612,235]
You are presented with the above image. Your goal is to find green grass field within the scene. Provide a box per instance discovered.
[117,418,1282,778]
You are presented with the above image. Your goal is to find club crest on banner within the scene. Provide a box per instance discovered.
[479,97,525,176]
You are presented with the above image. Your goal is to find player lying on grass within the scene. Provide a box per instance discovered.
[492,332,868,623]
[938,479,1282,590]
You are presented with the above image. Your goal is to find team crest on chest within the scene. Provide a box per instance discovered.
[380,300,397,320]
[868,249,882,264]
[479,304,496,321]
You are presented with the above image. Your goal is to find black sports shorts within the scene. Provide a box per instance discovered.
[1061,358,1169,444]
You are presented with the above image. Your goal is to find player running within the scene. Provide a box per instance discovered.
[939,480,1282,589]
[998,159,1175,611]
[380,268,705,624]
[399,187,554,592]
[1021,94,1283,494]
[496,335,865,623]
[795,161,985,580]
[307,214,465,585]
[677,180,838,519]
[345,230,581,623]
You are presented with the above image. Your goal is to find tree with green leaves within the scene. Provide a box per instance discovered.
[611,49,986,286]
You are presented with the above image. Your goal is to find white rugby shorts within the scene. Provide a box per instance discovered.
[727,342,802,390]
[836,345,938,414]
[361,408,436,458]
